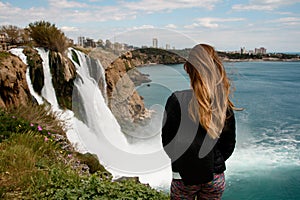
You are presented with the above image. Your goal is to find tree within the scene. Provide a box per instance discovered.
[28,21,68,53]
[105,39,112,49]
[0,25,22,45]
[96,39,104,48]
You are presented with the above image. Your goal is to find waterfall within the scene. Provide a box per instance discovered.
[80,53,108,104]
[68,49,128,144]
[9,48,44,105]
[11,47,171,188]
[36,48,59,107]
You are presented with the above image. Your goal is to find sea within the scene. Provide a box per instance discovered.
[136,61,300,200]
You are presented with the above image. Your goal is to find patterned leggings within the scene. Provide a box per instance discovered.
[170,173,225,200]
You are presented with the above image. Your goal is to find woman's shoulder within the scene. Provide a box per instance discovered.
[172,89,193,101]
[173,89,192,95]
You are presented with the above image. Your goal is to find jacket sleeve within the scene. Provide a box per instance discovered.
[217,108,236,161]
[161,93,181,149]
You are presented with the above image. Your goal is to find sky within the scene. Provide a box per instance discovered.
[0,0,300,52]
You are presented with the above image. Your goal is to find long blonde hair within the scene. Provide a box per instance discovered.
[185,44,234,139]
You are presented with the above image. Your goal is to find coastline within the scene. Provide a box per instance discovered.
[222,57,300,62]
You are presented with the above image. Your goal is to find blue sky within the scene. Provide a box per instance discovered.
[0,0,300,52]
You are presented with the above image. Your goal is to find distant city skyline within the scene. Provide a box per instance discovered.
[0,0,300,52]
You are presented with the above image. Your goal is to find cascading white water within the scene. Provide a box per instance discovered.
[36,48,59,107]
[68,49,128,146]
[9,48,43,105]
[11,47,171,188]
[68,49,171,187]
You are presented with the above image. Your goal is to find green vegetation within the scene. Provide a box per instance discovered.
[27,21,69,54]
[0,104,169,199]
[0,25,30,46]
[217,51,300,61]
[0,51,10,64]
[217,51,263,59]
[131,48,186,64]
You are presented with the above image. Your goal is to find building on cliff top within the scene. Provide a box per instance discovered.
[0,33,7,51]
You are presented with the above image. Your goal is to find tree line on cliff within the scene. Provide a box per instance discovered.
[1,21,69,54]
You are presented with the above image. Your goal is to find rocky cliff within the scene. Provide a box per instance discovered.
[130,48,186,65]
[48,50,76,110]
[105,51,150,129]
[22,47,76,110]
[1,47,182,131]
[0,52,32,108]
[1,48,148,129]
[93,47,185,130]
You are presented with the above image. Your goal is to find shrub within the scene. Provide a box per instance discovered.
[27,21,68,54]
[0,105,169,199]
[0,132,62,199]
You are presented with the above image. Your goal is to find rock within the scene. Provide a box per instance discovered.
[49,51,76,110]
[114,176,140,183]
[75,152,110,174]
[131,48,186,65]
[23,47,44,95]
[0,52,32,109]
[105,54,147,128]
[89,48,118,69]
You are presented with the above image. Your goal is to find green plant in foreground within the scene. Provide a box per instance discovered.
[0,105,169,199]
[0,132,61,198]
[0,132,168,199]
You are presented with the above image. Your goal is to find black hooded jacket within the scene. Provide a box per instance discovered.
[162,90,236,185]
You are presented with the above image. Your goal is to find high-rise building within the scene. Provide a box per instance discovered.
[166,44,170,50]
[152,38,158,48]
[241,47,246,54]
[78,36,85,47]
[255,47,267,54]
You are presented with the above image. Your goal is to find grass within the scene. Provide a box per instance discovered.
[0,104,169,199]
[0,51,10,59]
[0,51,11,65]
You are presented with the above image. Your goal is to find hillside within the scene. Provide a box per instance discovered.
[130,48,186,65]
[0,48,169,199]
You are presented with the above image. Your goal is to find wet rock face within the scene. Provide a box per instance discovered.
[23,47,44,95]
[23,47,77,110]
[0,53,32,109]
[49,51,76,110]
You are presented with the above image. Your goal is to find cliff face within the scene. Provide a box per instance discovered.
[0,52,32,109]
[105,51,149,128]
[131,48,186,65]
[22,47,76,110]
[23,47,44,95]
[1,47,169,132]
[100,48,186,129]
[49,51,76,110]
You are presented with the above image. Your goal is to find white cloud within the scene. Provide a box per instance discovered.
[184,23,200,29]
[61,26,79,32]
[165,24,177,29]
[48,0,88,8]
[197,18,219,28]
[185,17,245,29]
[232,0,300,11]
[132,25,155,30]
[275,17,300,26]
[120,0,221,12]
[0,1,138,26]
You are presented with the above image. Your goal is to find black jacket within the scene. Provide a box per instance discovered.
[162,90,236,185]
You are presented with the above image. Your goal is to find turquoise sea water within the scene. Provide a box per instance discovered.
[136,62,300,200]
